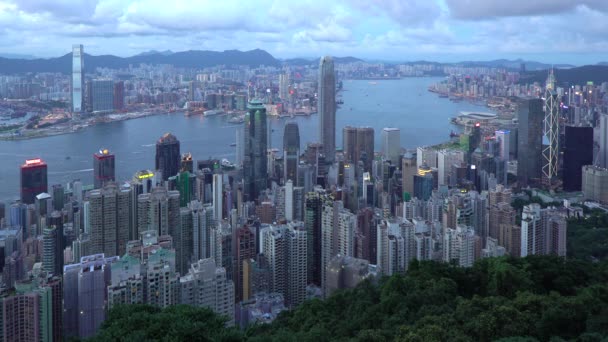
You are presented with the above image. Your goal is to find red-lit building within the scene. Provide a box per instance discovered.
[93,149,115,189]
[113,81,124,111]
[20,158,48,204]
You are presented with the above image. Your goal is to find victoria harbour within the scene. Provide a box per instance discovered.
[0,77,490,200]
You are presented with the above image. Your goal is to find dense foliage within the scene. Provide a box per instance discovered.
[568,210,608,261]
[92,256,608,341]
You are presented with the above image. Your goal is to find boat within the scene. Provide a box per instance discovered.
[449,130,460,138]
[228,115,244,124]
[65,156,71,160]
[230,143,237,147]
[204,109,224,117]
[220,158,236,169]
[438,94,449,98]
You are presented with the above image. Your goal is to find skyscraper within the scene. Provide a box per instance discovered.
[542,69,560,184]
[93,148,115,189]
[517,98,544,187]
[113,81,124,110]
[563,126,593,192]
[71,44,84,113]
[318,56,336,163]
[283,122,300,183]
[91,79,114,112]
[20,158,48,204]
[243,100,268,201]
[495,130,511,161]
[155,133,181,181]
[343,126,374,172]
[88,183,132,257]
[137,187,180,238]
[212,174,223,222]
[401,152,417,201]
[381,128,401,165]
[599,114,608,168]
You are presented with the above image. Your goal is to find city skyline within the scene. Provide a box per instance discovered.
[0,1,607,64]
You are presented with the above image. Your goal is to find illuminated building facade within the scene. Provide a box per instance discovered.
[71,44,84,113]
[93,148,115,189]
[20,158,48,204]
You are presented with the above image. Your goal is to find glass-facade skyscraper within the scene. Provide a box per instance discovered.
[243,100,268,201]
[71,44,84,113]
[91,79,114,112]
[318,56,336,163]
[283,122,300,183]
[155,133,181,181]
[517,98,544,187]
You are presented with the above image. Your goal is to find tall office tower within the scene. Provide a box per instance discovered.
[283,122,300,183]
[177,208,195,276]
[0,280,55,342]
[542,69,560,185]
[235,127,244,167]
[137,187,180,238]
[63,253,118,339]
[437,149,464,186]
[113,81,124,110]
[563,126,593,191]
[261,223,307,307]
[319,56,336,163]
[325,255,373,296]
[279,73,290,101]
[88,183,132,257]
[212,174,223,222]
[243,100,268,201]
[235,226,256,302]
[582,165,608,204]
[495,130,511,161]
[52,183,64,211]
[520,204,541,257]
[93,148,115,189]
[179,258,235,325]
[181,152,193,173]
[71,44,84,113]
[343,126,375,172]
[91,79,114,112]
[517,98,544,187]
[599,114,608,168]
[155,133,181,181]
[382,127,401,165]
[354,207,377,263]
[413,165,434,201]
[443,225,476,267]
[20,158,48,204]
[401,152,417,201]
[417,146,438,168]
[304,190,329,286]
[284,180,294,221]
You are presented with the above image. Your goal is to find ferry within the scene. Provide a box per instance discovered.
[204,109,224,117]
[228,115,245,124]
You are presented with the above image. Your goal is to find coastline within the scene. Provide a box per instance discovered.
[0,109,172,141]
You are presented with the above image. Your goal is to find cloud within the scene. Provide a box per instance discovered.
[445,0,608,20]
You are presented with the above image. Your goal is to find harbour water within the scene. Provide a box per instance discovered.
[0,77,493,200]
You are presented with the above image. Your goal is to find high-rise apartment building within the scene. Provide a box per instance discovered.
[437,149,464,186]
[20,158,48,204]
[63,253,118,339]
[582,165,608,204]
[381,127,401,165]
[179,258,235,325]
[261,222,307,307]
[517,98,544,187]
[212,174,223,222]
[443,225,476,267]
[401,153,417,201]
[137,187,180,238]
[155,133,181,181]
[113,81,124,110]
[93,148,115,189]
[319,56,336,163]
[71,44,84,113]
[325,255,374,297]
[243,100,268,201]
[87,183,132,257]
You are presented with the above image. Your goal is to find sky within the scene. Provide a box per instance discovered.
[1,0,608,64]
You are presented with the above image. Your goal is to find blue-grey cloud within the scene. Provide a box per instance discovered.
[446,0,608,20]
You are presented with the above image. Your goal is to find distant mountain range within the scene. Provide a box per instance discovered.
[454,59,575,71]
[520,65,608,85]
[0,49,280,74]
[283,56,363,66]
